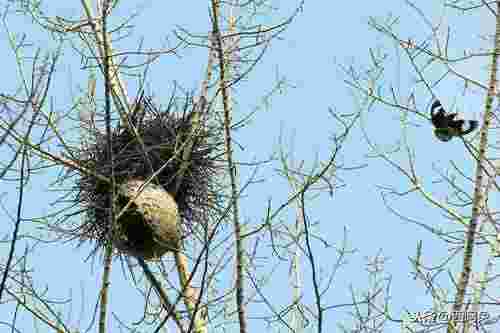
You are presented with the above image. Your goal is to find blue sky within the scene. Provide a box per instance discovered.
[0,1,495,332]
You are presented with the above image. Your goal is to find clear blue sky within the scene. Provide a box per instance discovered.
[0,1,494,332]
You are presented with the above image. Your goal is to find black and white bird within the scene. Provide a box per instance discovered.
[430,100,478,142]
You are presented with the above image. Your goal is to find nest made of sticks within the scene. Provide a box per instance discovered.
[72,94,224,259]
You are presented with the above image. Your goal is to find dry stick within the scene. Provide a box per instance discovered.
[98,245,113,333]
[182,31,217,333]
[462,178,495,332]
[287,168,305,332]
[171,110,203,315]
[137,258,186,333]
[171,113,209,333]
[446,3,499,333]
[210,1,248,333]
[169,33,215,333]
[98,1,114,332]
[299,193,324,333]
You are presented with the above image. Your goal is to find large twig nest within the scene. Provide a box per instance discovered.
[65,94,223,260]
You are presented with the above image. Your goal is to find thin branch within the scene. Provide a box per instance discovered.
[210,1,247,332]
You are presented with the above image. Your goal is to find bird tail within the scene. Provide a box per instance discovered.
[461,120,479,136]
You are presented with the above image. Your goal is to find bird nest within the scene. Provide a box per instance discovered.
[66,94,223,260]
